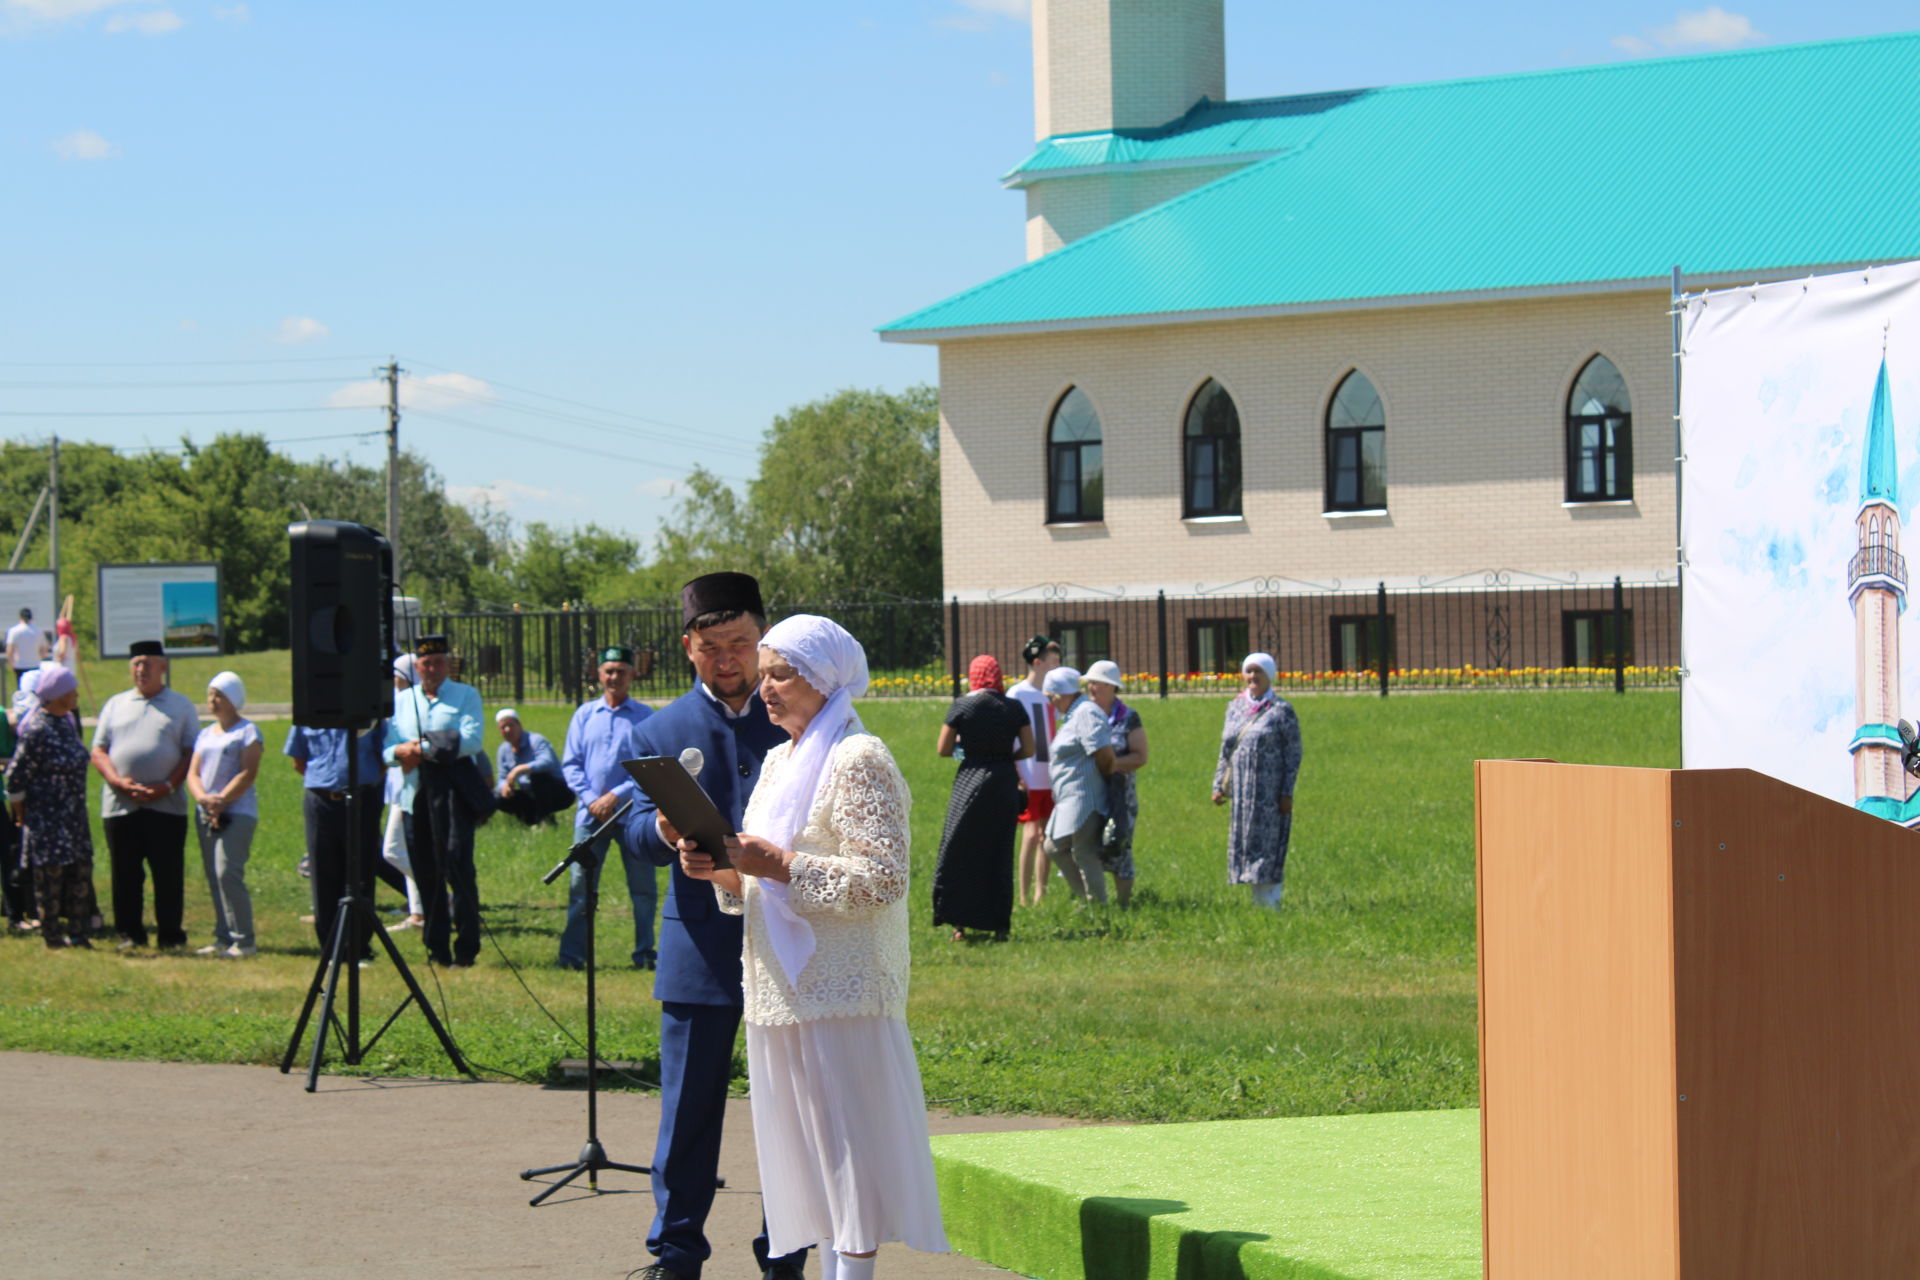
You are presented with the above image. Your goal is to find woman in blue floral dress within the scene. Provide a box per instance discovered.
[5,666,95,947]
[1211,652,1302,910]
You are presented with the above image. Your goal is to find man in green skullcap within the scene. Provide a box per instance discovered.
[557,644,656,969]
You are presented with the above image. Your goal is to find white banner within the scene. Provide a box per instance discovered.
[1681,259,1920,820]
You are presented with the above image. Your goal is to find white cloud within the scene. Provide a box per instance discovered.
[103,7,180,34]
[5,0,132,19]
[446,478,582,511]
[634,477,677,499]
[328,370,496,411]
[934,0,1028,31]
[212,2,247,20]
[273,315,330,345]
[51,128,118,160]
[1613,7,1765,55]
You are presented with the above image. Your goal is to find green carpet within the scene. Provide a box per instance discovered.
[930,1109,1482,1280]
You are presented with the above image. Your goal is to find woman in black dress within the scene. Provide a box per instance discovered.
[932,655,1035,942]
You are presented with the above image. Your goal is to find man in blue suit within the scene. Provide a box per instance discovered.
[625,573,806,1280]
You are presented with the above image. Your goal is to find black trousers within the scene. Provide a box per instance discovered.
[497,770,574,826]
[0,806,26,924]
[406,769,479,966]
[104,809,188,947]
[304,785,388,959]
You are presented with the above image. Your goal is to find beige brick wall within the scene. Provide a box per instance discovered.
[1033,0,1225,139]
[935,290,1678,598]
[1025,163,1243,258]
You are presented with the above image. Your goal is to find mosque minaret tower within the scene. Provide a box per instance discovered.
[1849,356,1917,820]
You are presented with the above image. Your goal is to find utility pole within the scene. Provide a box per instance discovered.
[384,359,402,590]
[48,434,59,590]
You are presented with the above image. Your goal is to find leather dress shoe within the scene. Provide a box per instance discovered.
[763,1263,806,1280]
[629,1264,689,1280]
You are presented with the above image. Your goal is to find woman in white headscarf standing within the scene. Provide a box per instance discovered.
[677,614,946,1280]
[382,654,427,931]
[186,671,264,956]
[1212,652,1303,909]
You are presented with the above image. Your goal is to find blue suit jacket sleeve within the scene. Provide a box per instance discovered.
[622,717,675,868]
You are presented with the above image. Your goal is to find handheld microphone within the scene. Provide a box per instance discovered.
[679,747,705,780]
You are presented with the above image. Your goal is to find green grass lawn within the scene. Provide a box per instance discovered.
[0,683,1679,1121]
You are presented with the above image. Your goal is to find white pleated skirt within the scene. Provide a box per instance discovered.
[746,1014,950,1257]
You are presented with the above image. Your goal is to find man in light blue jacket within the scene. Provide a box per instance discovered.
[384,634,485,967]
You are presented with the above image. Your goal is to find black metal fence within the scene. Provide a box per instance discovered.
[425,577,1678,705]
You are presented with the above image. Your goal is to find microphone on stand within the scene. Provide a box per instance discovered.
[679,747,705,780]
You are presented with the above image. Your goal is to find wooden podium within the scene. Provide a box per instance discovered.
[1475,761,1920,1278]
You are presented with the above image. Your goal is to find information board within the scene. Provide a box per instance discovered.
[0,572,57,662]
[97,562,222,658]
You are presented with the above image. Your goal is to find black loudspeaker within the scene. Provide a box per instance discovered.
[290,520,395,729]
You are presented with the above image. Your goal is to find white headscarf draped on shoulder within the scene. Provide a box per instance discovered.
[748,613,871,982]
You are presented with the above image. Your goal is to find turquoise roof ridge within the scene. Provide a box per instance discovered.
[1862,356,1899,510]
[884,31,1920,338]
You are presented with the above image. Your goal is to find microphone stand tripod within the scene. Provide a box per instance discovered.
[520,796,650,1205]
[281,724,472,1090]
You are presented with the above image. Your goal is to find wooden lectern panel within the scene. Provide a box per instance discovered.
[1478,761,1920,1279]
[1476,760,1680,1278]
[1668,769,1920,1277]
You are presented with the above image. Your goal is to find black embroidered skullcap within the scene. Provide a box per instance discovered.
[414,634,450,656]
[681,572,764,629]
[599,644,636,666]
[128,639,165,658]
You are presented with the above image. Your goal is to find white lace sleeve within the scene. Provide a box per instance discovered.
[716,883,744,915]
[785,735,911,917]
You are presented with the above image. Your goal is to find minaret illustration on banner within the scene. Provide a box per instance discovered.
[1848,355,1920,824]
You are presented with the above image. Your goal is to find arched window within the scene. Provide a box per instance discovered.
[1183,379,1242,518]
[1047,387,1104,523]
[1870,515,1883,547]
[1566,355,1633,501]
[1324,371,1386,512]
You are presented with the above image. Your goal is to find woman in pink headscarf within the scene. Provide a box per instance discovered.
[930,654,1033,942]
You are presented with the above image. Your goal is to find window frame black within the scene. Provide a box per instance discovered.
[1324,371,1387,513]
[1046,387,1105,524]
[1564,355,1634,503]
[1182,379,1243,519]
[1186,616,1250,674]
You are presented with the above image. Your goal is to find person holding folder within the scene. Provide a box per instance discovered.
[620,573,807,1280]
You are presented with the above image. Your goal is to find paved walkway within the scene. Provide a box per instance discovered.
[0,1051,1061,1279]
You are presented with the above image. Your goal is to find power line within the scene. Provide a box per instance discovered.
[412,379,758,458]
[0,376,365,390]
[406,408,749,484]
[103,429,387,454]
[0,355,385,368]
[0,406,365,418]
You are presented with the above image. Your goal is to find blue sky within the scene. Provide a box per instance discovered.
[4,1,1915,576]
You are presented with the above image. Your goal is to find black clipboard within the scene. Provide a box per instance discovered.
[622,756,733,870]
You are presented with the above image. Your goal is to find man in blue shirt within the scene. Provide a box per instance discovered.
[384,634,486,968]
[493,708,572,825]
[283,713,402,960]
[621,573,804,1280]
[557,645,655,971]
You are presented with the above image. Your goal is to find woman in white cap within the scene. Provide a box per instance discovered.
[676,614,946,1279]
[1211,652,1303,909]
[1081,659,1149,908]
[1040,664,1117,903]
[6,665,93,947]
[186,671,263,956]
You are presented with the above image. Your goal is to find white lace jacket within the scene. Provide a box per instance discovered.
[718,728,913,1025]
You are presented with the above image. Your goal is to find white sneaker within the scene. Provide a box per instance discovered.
[224,944,257,959]
[194,944,224,956]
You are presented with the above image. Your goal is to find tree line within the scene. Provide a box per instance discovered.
[0,384,940,653]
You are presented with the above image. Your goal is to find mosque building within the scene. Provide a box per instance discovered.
[880,2,1920,675]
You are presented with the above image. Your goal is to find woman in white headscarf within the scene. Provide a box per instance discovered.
[186,671,263,956]
[5,666,94,947]
[1211,652,1303,909]
[677,614,946,1279]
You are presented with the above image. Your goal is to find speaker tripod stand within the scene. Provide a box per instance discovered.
[280,726,473,1091]
[520,798,650,1204]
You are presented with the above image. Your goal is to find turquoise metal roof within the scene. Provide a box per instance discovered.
[1002,91,1366,183]
[884,33,1920,339]
[1862,357,1899,509]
